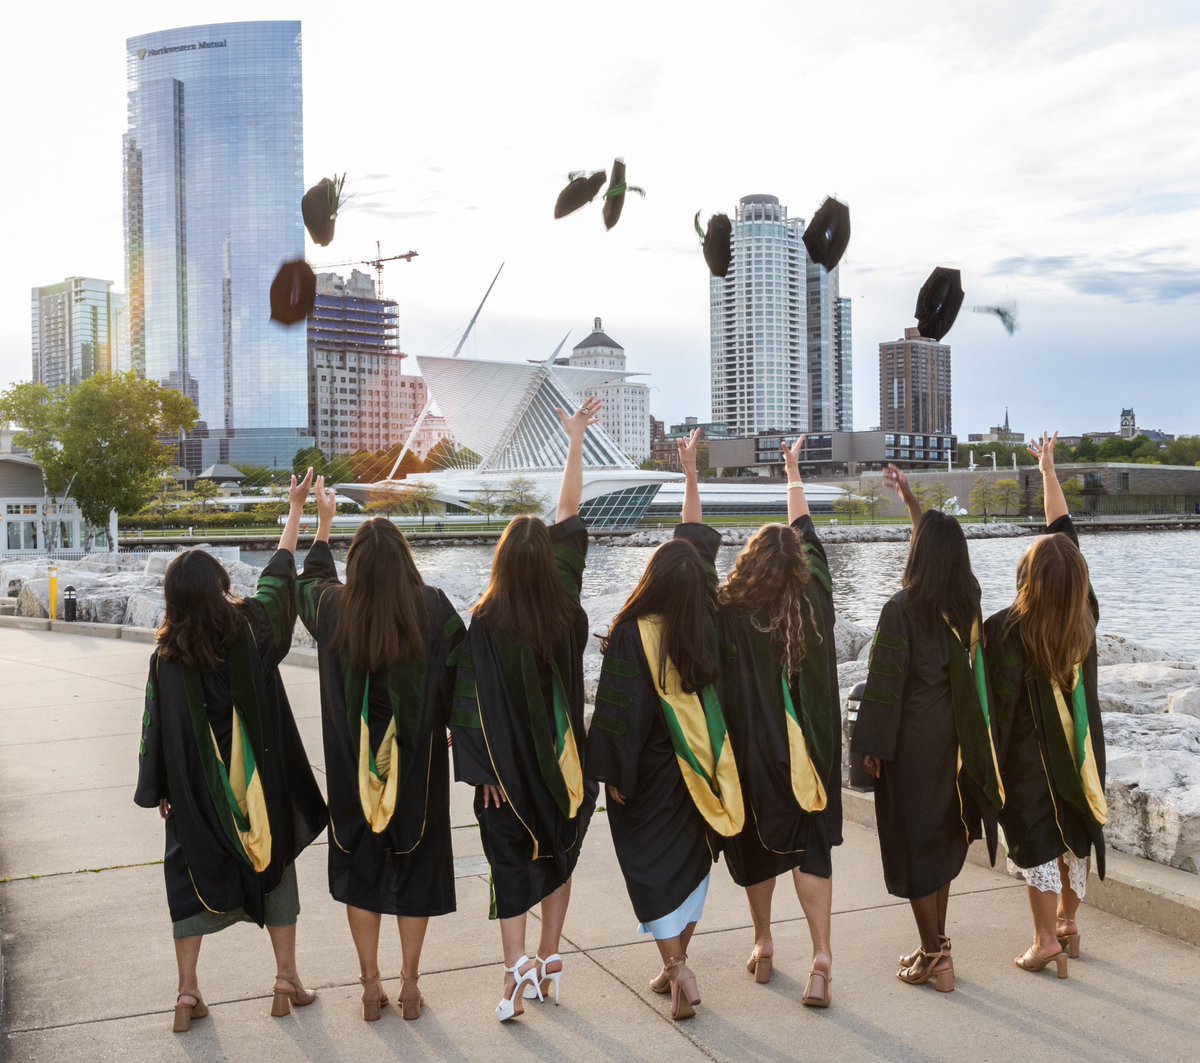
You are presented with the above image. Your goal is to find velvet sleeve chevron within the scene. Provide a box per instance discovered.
[296,539,340,639]
[245,549,297,667]
[550,515,589,600]
[134,655,168,808]
[446,641,498,787]
[850,597,910,762]
[983,609,1027,765]
[792,515,832,597]
[586,625,652,799]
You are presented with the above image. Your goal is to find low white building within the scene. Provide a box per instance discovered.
[0,428,91,553]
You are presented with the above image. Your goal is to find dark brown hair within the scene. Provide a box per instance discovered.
[1002,533,1095,691]
[719,522,819,678]
[331,518,426,672]
[607,538,718,694]
[472,516,576,661]
[157,550,243,671]
[903,510,981,641]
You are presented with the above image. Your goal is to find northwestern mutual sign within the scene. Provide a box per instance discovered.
[137,39,227,59]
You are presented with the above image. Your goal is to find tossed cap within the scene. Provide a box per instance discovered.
[554,170,607,219]
[270,260,317,325]
[802,197,851,271]
[971,304,1019,335]
[696,212,732,277]
[915,267,964,341]
[302,175,346,247]
[602,159,645,230]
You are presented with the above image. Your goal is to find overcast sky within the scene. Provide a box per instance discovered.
[3,0,1197,438]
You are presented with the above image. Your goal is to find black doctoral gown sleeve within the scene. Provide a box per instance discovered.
[851,596,910,762]
[673,522,722,573]
[586,625,655,798]
[243,548,298,669]
[448,633,499,787]
[550,514,589,598]
[134,655,168,808]
[296,539,340,638]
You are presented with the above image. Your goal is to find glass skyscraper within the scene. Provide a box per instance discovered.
[30,277,116,389]
[123,21,311,469]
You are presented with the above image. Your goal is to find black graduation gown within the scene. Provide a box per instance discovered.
[985,515,1106,878]
[587,617,719,925]
[850,589,996,899]
[449,516,599,919]
[719,516,843,885]
[296,540,464,916]
[134,550,326,925]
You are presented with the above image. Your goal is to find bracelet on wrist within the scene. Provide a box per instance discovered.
[787,481,805,490]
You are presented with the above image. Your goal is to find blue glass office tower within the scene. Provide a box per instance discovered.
[123,21,312,469]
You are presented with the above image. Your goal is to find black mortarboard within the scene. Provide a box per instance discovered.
[302,174,346,247]
[802,197,851,271]
[554,170,607,219]
[270,260,316,325]
[601,159,645,230]
[695,212,732,277]
[915,267,964,341]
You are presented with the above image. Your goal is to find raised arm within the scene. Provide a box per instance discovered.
[782,435,809,522]
[1030,431,1068,524]
[554,396,602,523]
[677,428,703,524]
[313,473,338,543]
[277,467,313,554]
[882,464,922,525]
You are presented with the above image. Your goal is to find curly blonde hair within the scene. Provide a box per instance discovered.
[718,523,819,678]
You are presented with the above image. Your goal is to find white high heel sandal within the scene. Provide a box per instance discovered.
[495,956,542,1022]
[522,954,563,1004]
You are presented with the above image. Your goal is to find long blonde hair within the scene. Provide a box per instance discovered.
[718,523,818,678]
[1002,534,1095,690]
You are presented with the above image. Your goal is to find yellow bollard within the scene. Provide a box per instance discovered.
[48,564,59,621]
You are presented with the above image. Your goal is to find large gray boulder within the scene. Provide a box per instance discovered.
[1097,633,1192,666]
[123,592,166,630]
[1095,661,1200,715]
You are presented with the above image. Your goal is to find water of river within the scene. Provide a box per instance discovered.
[261,530,1200,661]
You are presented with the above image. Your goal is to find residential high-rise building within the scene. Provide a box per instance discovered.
[111,292,131,374]
[568,318,651,462]
[711,195,807,436]
[123,21,310,469]
[834,296,853,431]
[879,326,952,434]
[807,262,854,431]
[30,277,115,389]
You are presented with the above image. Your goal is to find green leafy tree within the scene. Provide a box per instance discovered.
[0,373,197,534]
[969,476,995,519]
[859,480,887,523]
[993,478,1020,517]
[471,483,503,526]
[926,480,952,512]
[292,446,327,476]
[832,484,864,525]
[1062,477,1084,512]
[192,479,221,512]
[1072,436,1099,461]
[426,438,481,470]
[502,475,549,516]
[364,489,405,518]
[398,482,441,527]
[1162,435,1200,467]
[249,500,287,524]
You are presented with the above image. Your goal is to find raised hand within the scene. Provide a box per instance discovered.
[1028,431,1059,473]
[881,464,910,499]
[677,428,703,472]
[556,396,603,443]
[289,467,314,508]
[781,434,807,470]
[314,474,337,525]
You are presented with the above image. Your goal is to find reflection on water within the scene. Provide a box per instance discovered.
[274,530,1200,661]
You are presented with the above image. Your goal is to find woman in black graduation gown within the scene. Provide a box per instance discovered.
[587,429,742,1022]
[135,469,326,1032]
[985,432,1104,980]
[449,397,602,1022]
[716,436,842,1008]
[850,465,1004,992]
[296,478,465,1021]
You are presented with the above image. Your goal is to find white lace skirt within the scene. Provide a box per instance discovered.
[1008,852,1089,898]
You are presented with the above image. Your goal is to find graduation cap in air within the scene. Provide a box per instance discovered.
[802,197,851,271]
[270,260,316,325]
[695,212,732,277]
[602,159,646,230]
[302,174,346,247]
[972,304,1019,335]
[554,170,607,219]
[914,267,964,341]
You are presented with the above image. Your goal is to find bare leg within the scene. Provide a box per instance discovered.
[745,878,777,961]
[397,916,428,1017]
[346,906,383,980]
[1022,885,1063,963]
[536,879,572,977]
[174,935,203,1003]
[1057,856,1086,929]
[679,921,697,956]
[266,923,301,984]
[653,935,699,1019]
[651,921,697,993]
[793,870,832,969]
[499,912,532,1002]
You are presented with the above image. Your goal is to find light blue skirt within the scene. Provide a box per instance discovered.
[637,872,710,941]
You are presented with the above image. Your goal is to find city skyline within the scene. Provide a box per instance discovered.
[1,1,1197,439]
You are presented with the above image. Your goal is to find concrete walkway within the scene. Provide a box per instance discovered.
[1,627,1198,1063]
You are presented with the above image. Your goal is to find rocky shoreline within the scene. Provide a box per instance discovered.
[3,547,1197,877]
[614,523,1034,547]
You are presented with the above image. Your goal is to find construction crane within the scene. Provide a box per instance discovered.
[315,240,418,298]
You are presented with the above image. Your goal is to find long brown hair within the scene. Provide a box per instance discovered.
[331,518,426,672]
[903,509,981,640]
[158,550,243,671]
[472,516,576,661]
[607,538,718,694]
[719,522,819,678]
[1002,533,1095,690]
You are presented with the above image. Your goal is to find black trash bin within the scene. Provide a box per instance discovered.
[845,681,874,791]
[64,585,77,623]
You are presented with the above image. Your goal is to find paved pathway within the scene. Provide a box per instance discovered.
[1,628,1198,1062]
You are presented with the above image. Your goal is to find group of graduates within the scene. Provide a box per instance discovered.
[136,398,1105,1035]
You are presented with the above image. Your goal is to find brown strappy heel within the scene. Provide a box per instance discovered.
[900,934,950,969]
[898,947,954,992]
[1015,945,1068,979]
[746,951,773,984]
[665,956,700,1021]
[173,992,209,1033]
[650,952,685,994]
[359,972,388,1021]
[399,972,423,1020]
[802,964,832,1007]
[1057,921,1081,958]
[271,975,316,1017]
